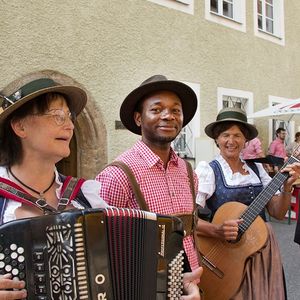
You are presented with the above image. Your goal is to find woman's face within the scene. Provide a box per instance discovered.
[12,95,75,164]
[215,124,246,160]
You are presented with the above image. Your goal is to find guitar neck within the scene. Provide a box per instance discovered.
[238,156,299,235]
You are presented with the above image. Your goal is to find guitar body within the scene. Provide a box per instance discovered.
[195,201,268,300]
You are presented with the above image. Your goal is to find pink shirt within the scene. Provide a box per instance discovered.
[241,137,263,159]
[268,137,286,158]
[96,140,199,270]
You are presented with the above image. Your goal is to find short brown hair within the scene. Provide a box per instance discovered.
[211,121,252,141]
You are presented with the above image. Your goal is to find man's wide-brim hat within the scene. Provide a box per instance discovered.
[120,75,198,135]
[0,78,87,130]
[205,107,258,140]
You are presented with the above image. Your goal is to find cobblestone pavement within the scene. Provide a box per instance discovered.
[271,219,300,300]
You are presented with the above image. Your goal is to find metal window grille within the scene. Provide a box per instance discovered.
[173,125,194,158]
[222,95,247,110]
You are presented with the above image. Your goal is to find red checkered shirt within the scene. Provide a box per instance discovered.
[95,140,200,270]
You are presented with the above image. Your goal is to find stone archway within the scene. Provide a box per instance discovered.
[0,70,107,179]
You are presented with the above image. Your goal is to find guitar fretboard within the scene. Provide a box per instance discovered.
[238,155,299,237]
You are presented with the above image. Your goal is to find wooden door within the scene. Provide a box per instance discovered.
[56,135,77,177]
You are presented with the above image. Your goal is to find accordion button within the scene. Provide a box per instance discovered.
[18,256,25,263]
[33,252,44,261]
[0,253,4,260]
[12,268,19,276]
[34,263,45,272]
[35,285,47,295]
[5,265,12,272]
[11,260,18,267]
[35,274,46,284]
[10,244,17,251]
[4,257,10,264]
[19,272,25,279]
[17,247,24,254]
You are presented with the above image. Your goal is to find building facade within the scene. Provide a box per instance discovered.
[1,0,300,177]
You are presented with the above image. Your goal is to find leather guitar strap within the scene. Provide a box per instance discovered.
[184,160,196,211]
[184,161,204,270]
[105,161,150,211]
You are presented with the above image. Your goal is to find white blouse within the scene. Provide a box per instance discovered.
[195,154,272,208]
[0,167,109,223]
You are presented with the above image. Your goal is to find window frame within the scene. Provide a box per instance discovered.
[147,0,194,14]
[172,81,200,160]
[217,87,254,115]
[205,0,246,32]
[254,0,285,46]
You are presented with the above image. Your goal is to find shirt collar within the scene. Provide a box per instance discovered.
[134,140,179,168]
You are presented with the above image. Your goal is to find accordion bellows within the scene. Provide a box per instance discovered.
[0,208,185,300]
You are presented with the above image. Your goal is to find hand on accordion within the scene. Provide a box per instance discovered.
[0,273,27,300]
[181,266,203,300]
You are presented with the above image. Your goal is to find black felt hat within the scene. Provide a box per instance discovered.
[120,75,198,135]
[205,107,258,140]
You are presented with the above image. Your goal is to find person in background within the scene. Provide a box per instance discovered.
[241,135,264,159]
[286,132,300,156]
[0,77,109,299]
[96,75,202,299]
[194,107,300,299]
[240,125,263,160]
[268,127,287,158]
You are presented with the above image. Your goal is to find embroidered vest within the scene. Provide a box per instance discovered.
[207,160,266,221]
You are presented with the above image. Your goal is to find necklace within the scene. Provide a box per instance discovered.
[8,167,56,200]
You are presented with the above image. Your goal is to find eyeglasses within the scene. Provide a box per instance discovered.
[32,109,76,126]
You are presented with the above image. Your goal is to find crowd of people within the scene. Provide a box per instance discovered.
[0,75,300,300]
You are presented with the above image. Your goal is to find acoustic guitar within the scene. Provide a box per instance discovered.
[195,154,300,300]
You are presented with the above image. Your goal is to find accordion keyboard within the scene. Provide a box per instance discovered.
[0,208,185,300]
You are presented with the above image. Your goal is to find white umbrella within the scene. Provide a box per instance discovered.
[248,98,300,120]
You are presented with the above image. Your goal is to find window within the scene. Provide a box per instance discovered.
[205,0,246,32]
[147,0,194,14]
[222,95,248,111]
[254,0,285,45]
[257,0,274,34]
[172,81,200,160]
[210,0,233,19]
[217,87,254,116]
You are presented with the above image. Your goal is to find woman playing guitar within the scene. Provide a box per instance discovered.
[194,107,300,300]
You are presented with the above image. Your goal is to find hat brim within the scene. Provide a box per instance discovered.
[0,85,87,129]
[120,80,197,135]
[205,118,258,140]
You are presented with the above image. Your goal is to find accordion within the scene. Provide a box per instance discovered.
[0,208,185,300]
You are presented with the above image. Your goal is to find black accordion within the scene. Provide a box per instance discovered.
[0,208,185,300]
